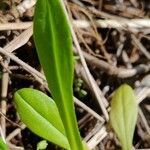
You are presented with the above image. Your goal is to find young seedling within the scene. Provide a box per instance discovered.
[110,84,138,150]
[14,0,87,149]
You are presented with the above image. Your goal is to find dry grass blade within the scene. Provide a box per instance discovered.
[0,22,32,31]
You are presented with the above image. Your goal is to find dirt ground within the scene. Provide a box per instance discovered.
[0,0,150,149]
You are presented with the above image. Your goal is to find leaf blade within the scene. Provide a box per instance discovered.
[14,88,69,149]
[33,0,84,149]
[0,138,9,150]
[110,84,138,150]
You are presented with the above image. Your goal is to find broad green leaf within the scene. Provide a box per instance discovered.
[14,88,70,149]
[0,138,9,150]
[110,84,138,150]
[33,0,84,150]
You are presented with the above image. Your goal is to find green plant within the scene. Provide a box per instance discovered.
[0,138,9,150]
[14,0,87,149]
[110,84,138,150]
[74,78,87,98]
[37,140,48,150]
[14,88,69,149]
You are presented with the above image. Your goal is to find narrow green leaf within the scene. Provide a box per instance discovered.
[14,88,69,149]
[0,138,9,150]
[110,84,138,150]
[33,0,84,150]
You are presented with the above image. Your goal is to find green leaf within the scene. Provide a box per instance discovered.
[14,88,70,149]
[0,138,9,150]
[110,84,138,150]
[37,140,48,150]
[33,0,84,150]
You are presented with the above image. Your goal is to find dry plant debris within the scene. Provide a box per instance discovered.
[0,0,149,149]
